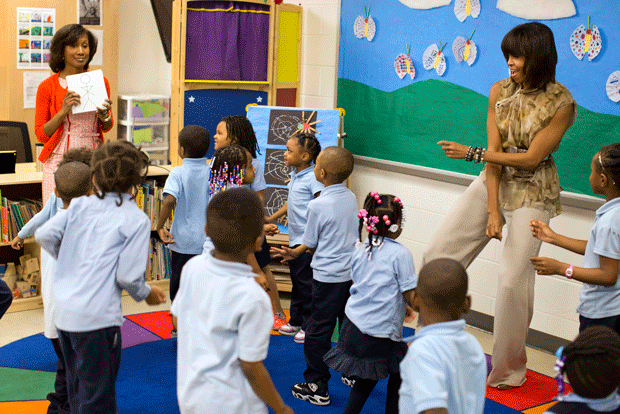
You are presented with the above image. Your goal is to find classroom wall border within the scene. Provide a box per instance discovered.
[353,155,605,211]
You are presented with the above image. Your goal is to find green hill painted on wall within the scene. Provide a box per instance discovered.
[338,78,620,197]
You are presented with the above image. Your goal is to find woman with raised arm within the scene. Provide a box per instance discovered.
[425,22,576,389]
[35,24,113,204]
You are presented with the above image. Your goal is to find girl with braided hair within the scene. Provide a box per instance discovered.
[212,115,287,331]
[267,133,323,342]
[323,192,417,414]
[532,143,620,336]
[546,326,620,413]
[35,141,166,413]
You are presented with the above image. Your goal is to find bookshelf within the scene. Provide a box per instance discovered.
[266,233,291,293]
[1,162,172,314]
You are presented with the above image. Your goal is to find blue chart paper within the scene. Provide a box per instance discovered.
[247,106,341,234]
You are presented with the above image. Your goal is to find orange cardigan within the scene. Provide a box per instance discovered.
[35,72,114,163]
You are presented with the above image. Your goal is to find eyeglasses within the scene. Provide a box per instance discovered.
[599,153,617,186]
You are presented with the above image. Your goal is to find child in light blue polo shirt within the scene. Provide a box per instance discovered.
[531,144,620,336]
[324,192,417,413]
[546,326,620,414]
[156,125,210,335]
[399,258,487,414]
[172,187,293,414]
[273,146,358,406]
[268,134,323,342]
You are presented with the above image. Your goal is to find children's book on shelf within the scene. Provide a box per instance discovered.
[146,237,171,281]
[0,190,43,243]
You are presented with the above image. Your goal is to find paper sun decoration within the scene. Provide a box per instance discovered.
[354,6,376,42]
[570,17,602,61]
[290,111,321,138]
[454,0,480,22]
[607,72,620,103]
[423,42,447,76]
[395,45,415,79]
[452,30,477,66]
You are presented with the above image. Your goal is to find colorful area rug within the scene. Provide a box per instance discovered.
[0,311,566,413]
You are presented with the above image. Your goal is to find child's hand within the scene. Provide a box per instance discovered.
[530,220,555,244]
[264,223,279,236]
[270,246,296,263]
[145,285,167,305]
[10,236,24,250]
[404,304,416,323]
[157,228,175,244]
[254,274,269,291]
[530,256,564,275]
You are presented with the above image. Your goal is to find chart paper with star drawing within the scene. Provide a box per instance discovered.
[247,105,341,233]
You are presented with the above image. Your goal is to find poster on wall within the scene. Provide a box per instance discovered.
[17,8,55,69]
[23,71,51,108]
[78,0,102,26]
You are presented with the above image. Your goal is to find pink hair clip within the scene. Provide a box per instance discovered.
[369,191,377,197]
[383,215,391,226]
[358,209,368,219]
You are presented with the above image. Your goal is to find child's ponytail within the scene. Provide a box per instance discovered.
[91,141,148,205]
[357,192,404,257]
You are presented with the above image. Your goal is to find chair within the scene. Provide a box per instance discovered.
[0,121,33,163]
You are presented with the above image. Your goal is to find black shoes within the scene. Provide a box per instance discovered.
[291,380,330,406]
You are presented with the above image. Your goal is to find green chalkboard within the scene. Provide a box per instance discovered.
[338,78,620,197]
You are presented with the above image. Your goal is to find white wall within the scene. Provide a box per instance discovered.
[117,0,172,97]
[119,0,592,341]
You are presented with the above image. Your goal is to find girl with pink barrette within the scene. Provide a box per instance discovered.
[324,192,417,414]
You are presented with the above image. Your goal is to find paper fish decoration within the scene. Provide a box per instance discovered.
[452,30,477,66]
[607,71,620,103]
[395,45,415,79]
[454,0,480,22]
[423,42,447,76]
[570,17,602,61]
[354,6,376,41]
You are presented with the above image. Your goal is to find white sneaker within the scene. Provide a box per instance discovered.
[279,323,301,335]
[294,329,305,343]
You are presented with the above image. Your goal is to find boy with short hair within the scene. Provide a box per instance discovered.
[156,125,210,335]
[172,187,293,414]
[399,258,487,414]
[273,146,358,405]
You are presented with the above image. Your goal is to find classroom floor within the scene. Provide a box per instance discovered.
[0,291,558,377]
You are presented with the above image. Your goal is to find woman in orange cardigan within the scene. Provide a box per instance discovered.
[35,24,113,203]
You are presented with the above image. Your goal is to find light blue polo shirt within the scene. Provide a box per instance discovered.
[578,197,620,319]
[303,183,357,283]
[287,165,323,246]
[35,193,152,332]
[163,157,210,254]
[244,158,267,193]
[543,390,620,413]
[346,238,417,341]
[399,319,486,414]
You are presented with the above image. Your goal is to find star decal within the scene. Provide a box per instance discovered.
[188,96,195,103]
[256,96,263,103]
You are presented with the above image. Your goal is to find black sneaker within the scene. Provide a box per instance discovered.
[291,381,330,405]
[341,374,356,387]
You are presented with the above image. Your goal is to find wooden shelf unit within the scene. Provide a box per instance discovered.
[1,163,171,314]
[169,0,302,166]
[266,233,291,293]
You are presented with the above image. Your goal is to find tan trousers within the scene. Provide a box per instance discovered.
[422,173,550,387]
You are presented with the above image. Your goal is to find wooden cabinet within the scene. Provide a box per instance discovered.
[169,0,302,165]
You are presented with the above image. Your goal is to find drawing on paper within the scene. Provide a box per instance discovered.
[267,109,318,145]
[264,149,289,186]
[264,187,288,219]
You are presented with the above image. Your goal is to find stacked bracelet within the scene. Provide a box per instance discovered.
[465,146,475,162]
[465,147,486,163]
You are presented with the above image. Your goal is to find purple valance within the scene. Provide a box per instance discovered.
[185,1,270,81]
